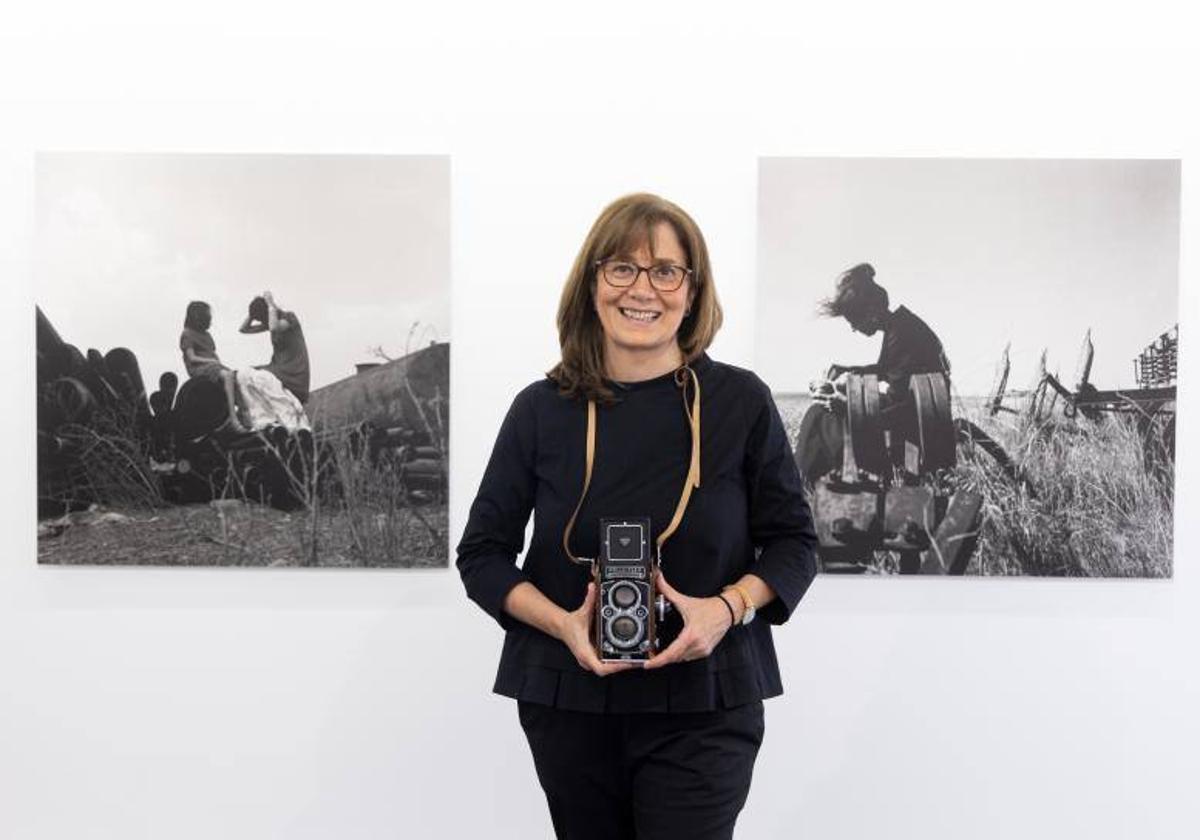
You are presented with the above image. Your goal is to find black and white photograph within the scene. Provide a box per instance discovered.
[35,153,450,567]
[758,157,1180,577]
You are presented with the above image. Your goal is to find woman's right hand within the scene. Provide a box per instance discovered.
[815,388,847,416]
[554,583,641,677]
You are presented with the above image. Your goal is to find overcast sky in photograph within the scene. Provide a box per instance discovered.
[36,153,449,393]
[757,158,1180,396]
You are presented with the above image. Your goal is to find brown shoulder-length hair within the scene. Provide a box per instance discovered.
[548,193,723,403]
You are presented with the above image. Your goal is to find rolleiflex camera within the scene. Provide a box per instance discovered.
[593,517,673,662]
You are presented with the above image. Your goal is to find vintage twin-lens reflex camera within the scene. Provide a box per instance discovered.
[594,517,674,662]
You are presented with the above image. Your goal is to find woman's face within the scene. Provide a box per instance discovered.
[593,222,694,363]
[197,306,212,331]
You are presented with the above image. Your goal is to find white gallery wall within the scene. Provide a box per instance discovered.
[2,7,1198,839]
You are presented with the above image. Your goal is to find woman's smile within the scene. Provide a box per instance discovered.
[619,306,661,323]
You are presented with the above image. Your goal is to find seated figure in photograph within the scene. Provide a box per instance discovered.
[457,193,817,840]
[179,300,248,434]
[796,262,951,480]
[236,291,311,432]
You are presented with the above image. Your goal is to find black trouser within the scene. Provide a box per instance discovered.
[517,701,765,840]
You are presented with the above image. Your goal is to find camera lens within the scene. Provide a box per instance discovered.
[612,583,637,609]
[612,616,638,640]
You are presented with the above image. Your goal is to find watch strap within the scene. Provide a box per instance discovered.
[723,584,756,623]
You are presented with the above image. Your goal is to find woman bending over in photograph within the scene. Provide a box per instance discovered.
[796,262,951,481]
[179,301,247,433]
[457,193,817,840]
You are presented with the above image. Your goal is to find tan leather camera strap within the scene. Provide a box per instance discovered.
[561,364,701,569]
[656,365,701,562]
[562,399,598,566]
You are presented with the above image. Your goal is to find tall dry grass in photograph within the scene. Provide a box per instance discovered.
[40,407,448,568]
[776,392,1174,577]
[956,403,1173,577]
[299,426,446,568]
[45,402,164,512]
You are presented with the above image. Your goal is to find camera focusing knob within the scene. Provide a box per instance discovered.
[655,594,672,623]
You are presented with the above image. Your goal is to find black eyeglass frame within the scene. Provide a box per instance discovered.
[594,258,694,293]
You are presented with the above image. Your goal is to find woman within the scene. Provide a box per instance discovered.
[457,194,817,840]
[796,262,950,481]
[179,301,247,433]
[239,290,311,404]
[235,291,311,432]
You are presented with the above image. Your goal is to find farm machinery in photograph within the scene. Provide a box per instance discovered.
[802,324,1178,576]
[36,305,448,516]
[37,303,321,513]
[989,326,1177,476]
[802,371,1013,575]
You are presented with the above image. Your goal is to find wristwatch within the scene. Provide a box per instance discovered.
[722,584,756,625]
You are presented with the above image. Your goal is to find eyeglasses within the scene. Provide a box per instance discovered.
[595,259,693,292]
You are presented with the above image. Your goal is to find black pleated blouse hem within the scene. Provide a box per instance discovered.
[494,662,780,714]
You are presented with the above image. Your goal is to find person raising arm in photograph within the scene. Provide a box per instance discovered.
[239,290,311,405]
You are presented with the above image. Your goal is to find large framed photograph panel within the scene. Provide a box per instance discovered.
[757,157,1180,577]
[35,153,450,568]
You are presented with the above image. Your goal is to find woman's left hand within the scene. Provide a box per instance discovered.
[642,571,736,669]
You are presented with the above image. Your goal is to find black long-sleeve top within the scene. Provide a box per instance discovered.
[456,354,818,713]
[876,305,949,391]
[849,306,950,427]
[850,306,949,385]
